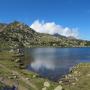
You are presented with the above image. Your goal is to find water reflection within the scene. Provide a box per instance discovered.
[27,48,89,81]
[1,48,90,81]
[31,59,56,70]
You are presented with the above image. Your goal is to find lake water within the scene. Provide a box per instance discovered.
[26,48,90,81]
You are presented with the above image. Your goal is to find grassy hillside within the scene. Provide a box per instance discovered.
[59,63,90,90]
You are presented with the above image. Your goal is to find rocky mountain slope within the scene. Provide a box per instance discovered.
[0,21,90,48]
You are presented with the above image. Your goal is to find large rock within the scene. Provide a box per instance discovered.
[42,87,47,90]
[54,85,63,90]
[44,81,50,87]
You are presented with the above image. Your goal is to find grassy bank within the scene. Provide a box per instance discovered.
[60,63,90,90]
[0,50,90,90]
[0,50,58,90]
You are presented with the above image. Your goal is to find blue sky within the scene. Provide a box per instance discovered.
[0,0,90,40]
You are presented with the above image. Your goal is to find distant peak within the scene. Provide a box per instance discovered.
[6,21,30,30]
[53,33,61,37]
[67,36,76,39]
[9,21,24,25]
[53,33,66,38]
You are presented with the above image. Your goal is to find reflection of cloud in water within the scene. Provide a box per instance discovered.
[30,58,77,71]
[31,59,56,71]
[30,48,79,71]
[27,48,90,81]
[30,48,57,71]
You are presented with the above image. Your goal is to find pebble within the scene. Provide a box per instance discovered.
[54,85,63,90]
[73,71,78,75]
[72,83,76,85]
[33,75,36,78]
[42,87,47,90]
[26,78,29,80]
[59,81,63,84]
[44,81,50,87]
[87,74,90,77]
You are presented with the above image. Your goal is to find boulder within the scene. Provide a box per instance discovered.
[54,85,63,90]
[44,81,50,87]
[42,87,47,90]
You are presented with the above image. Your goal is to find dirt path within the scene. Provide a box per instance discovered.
[0,64,38,90]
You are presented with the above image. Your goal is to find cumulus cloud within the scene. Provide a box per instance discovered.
[30,20,79,38]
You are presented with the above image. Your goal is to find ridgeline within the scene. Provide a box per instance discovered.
[0,21,90,48]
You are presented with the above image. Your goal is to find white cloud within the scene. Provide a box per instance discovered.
[30,20,79,38]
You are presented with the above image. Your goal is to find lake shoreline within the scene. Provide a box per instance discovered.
[1,57,90,90]
[59,63,90,90]
[1,49,90,90]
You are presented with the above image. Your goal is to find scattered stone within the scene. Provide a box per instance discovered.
[42,87,47,90]
[59,81,63,84]
[15,59,20,63]
[12,73,17,79]
[72,83,76,85]
[73,71,81,76]
[75,77,79,81]
[9,49,14,53]
[68,74,72,77]
[33,75,36,78]
[13,76,17,79]
[44,81,50,87]
[73,71,78,75]
[0,77,4,81]
[26,78,29,80]
[74,71,79,75]
[87,74,90,77]
[54,85,63,90]
[65,75,68,79]
[12,73,16,76]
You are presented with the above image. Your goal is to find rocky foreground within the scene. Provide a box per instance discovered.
[59,63,90,90]
[0,50,90,90]
[0,50,58,90]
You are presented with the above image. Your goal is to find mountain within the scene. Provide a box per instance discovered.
[0,21,90,48]
[67,36,76,39]
[53,33,66,38]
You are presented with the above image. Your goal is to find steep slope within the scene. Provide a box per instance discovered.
[0,21,39,48]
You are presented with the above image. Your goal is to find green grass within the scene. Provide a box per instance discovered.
[0,50,58,90]
[1,50,90,90]
[62,63,90,90]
